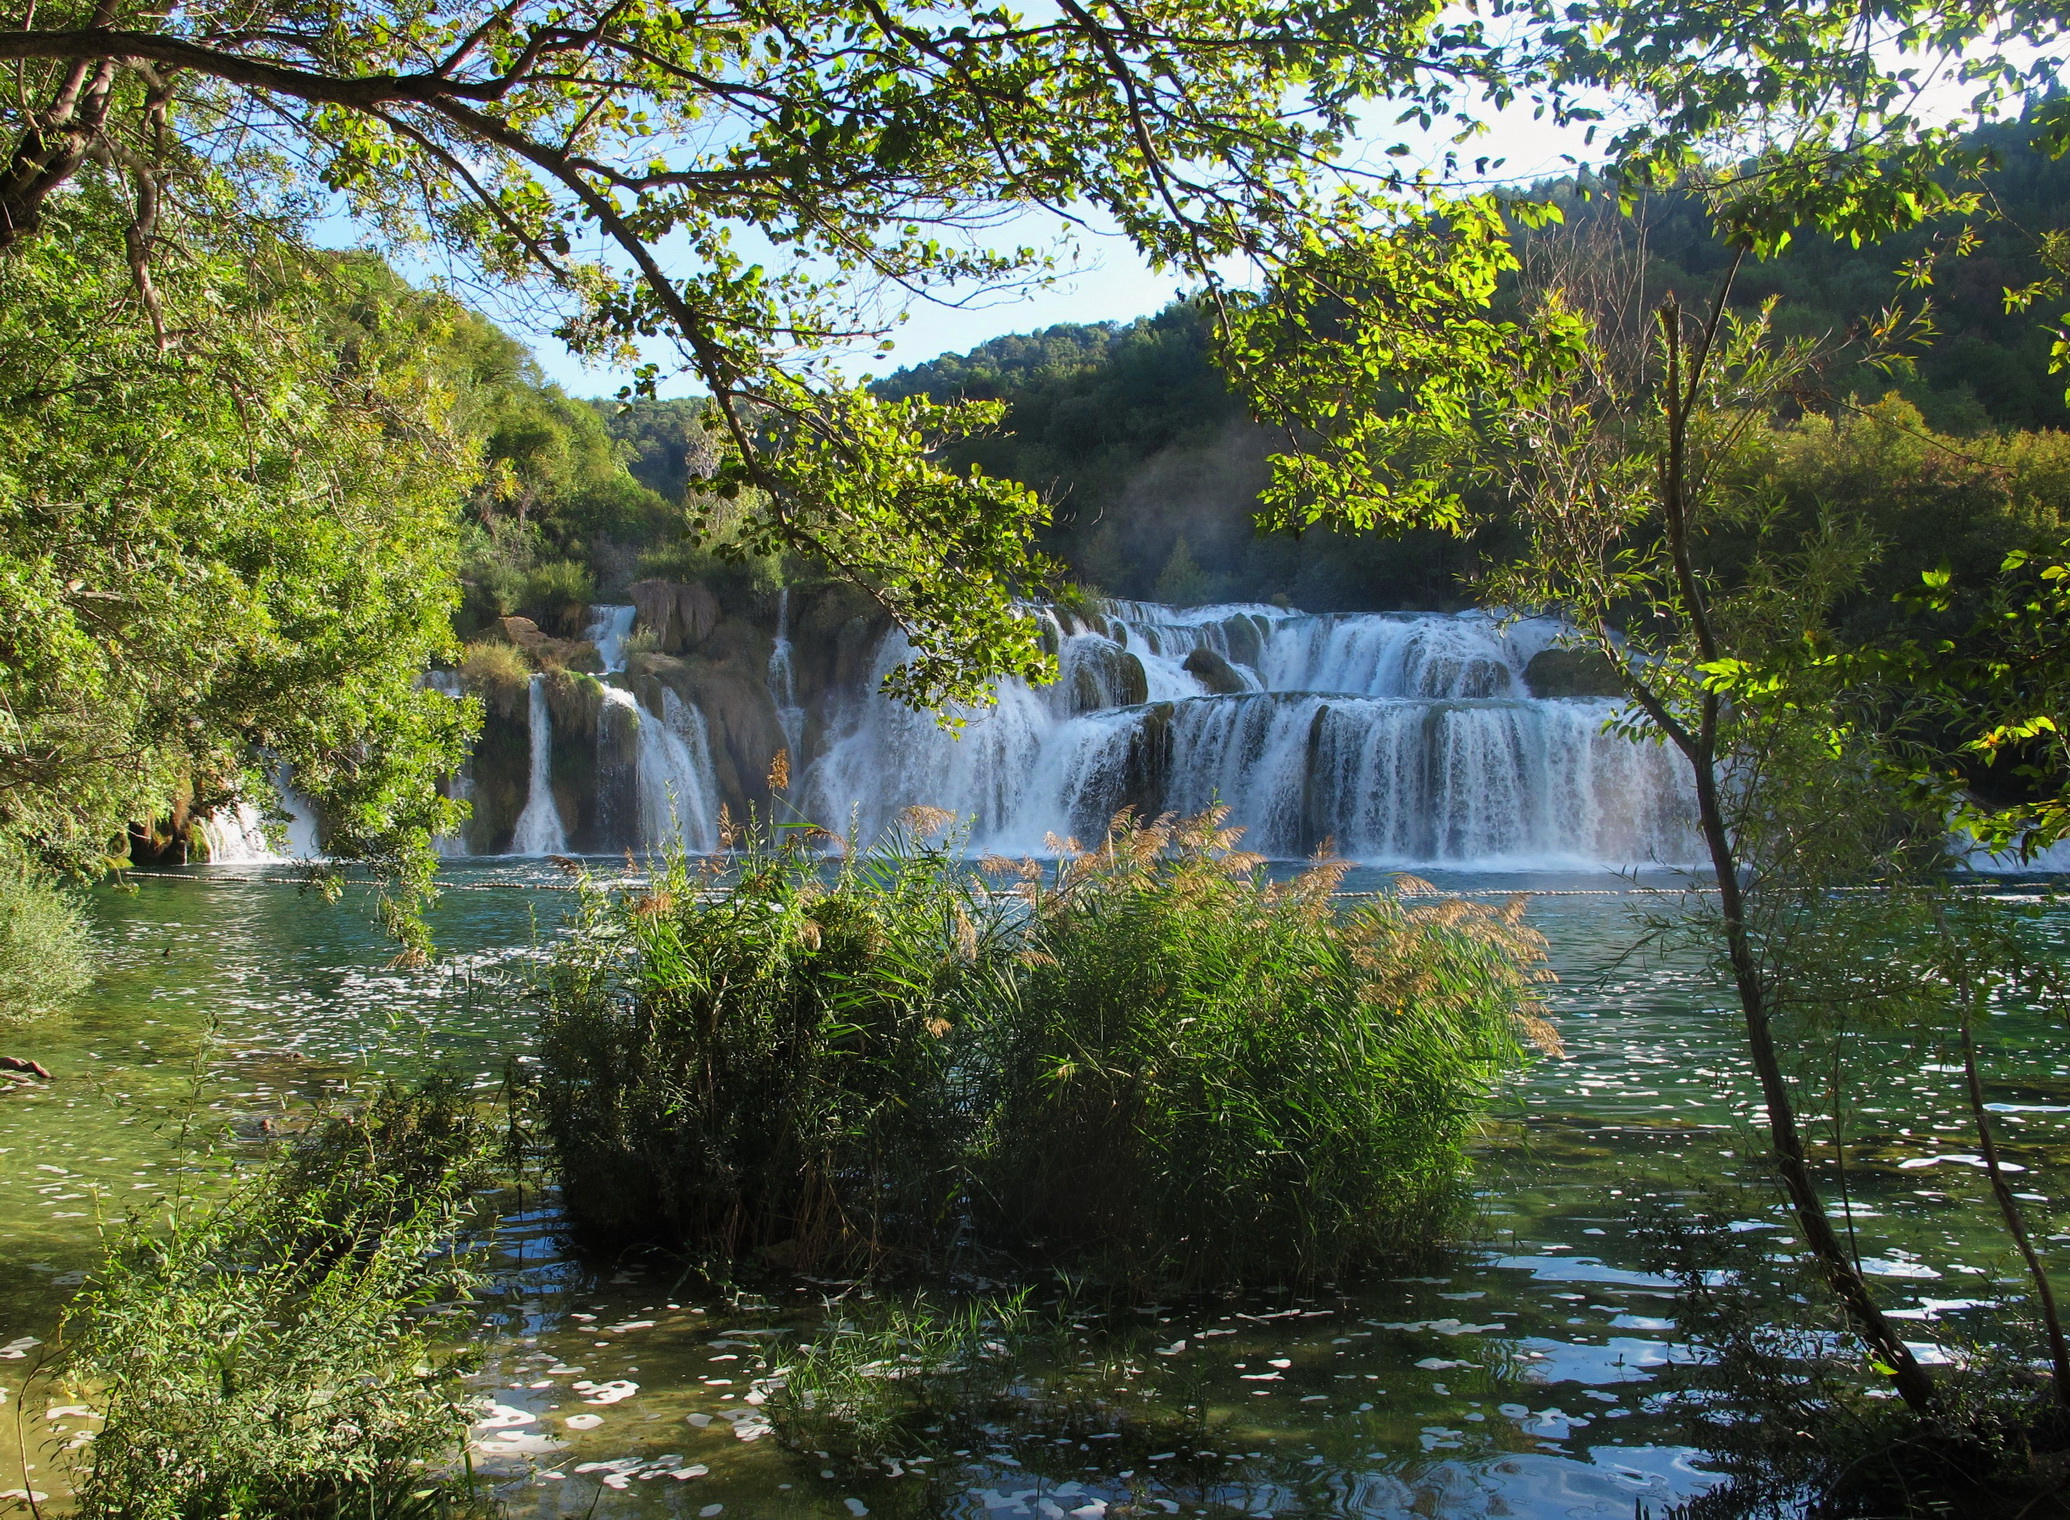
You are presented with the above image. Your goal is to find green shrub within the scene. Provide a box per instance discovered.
[69,1079,497,1520]
[0,866,95,1021]
[519,556,594,613]
[533,816,1009,1272]
[977,811,1554,1286]
[533,812,1551,1289]
[456,640,530,721]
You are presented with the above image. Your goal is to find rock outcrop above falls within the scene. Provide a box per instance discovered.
[628,579,721,653]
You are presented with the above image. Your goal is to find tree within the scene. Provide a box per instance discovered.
[1214,148,2070,1439]
[0,184,474,928]
[5,0,2055,704]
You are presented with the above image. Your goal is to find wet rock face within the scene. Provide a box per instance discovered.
[1523,647,1626,699]
[628,580,721,654]
[1069,643,1150,712]
[1182,646,1248,696]
[466,705,530,854]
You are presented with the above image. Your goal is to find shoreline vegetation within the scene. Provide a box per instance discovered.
[532,808,1556,1289]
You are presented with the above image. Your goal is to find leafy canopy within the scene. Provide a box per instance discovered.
[5,0,2058,702]
[0,185,475,906]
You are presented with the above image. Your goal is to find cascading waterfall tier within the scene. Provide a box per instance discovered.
[804,603,1698,867]
[510,672,570,856]
[502,603,720,859]
[767,586,806,760]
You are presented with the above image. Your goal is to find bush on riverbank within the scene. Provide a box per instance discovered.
[0,866,95,1021]
[534,810,1553,1287]
[70,1080,497,1520]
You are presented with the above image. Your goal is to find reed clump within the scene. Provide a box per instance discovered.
[533,813,1009,1269]
[67,1078,498,1520]
[978,811,1556,1286]
[533,809,1553,1288]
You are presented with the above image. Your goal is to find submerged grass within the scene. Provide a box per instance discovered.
[763,1292,1034,1463]
[534,808,1555,1289]
[63,1078,500,1520]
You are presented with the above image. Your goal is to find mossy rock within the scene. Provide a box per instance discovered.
[1069,643,1149,712]
[1183,646,1249,695]
[1523,646,1626,699]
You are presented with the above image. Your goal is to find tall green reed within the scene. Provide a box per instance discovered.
[533,811,1013,1270]
[533,809,1554,1288]
[975,809,1556,1287]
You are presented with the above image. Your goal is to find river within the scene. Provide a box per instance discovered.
[3,863,2065,1517]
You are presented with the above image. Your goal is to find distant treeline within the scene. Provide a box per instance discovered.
[877,115,2070,611]
[384,114,2070,629]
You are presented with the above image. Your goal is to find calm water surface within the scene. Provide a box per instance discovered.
[3,862,2066,1518]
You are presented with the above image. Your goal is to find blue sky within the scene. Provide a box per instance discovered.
[403,98,1605,399]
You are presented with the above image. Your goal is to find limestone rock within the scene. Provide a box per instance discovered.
[493,616,601,673]
[1183,646,1249,696]
[629,580,721,654]
[1523,646,1626,699]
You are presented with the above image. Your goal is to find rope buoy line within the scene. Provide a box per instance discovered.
[113,870,2054,899]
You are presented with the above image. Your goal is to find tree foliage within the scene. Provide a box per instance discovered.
[0,184,475,900]
[4,0,2056,701]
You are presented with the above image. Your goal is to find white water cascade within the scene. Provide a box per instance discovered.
[198,800,282,864]
[767,586,806,760]
[197,764,323,863]
[598,684,722,854]
[804,603,1699,868]
[571,603,723,856]
[584,603,638,673]
[510,672,570,855]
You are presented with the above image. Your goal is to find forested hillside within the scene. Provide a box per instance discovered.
[879,115,2070,610]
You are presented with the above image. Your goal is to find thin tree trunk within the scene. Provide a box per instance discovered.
[1692,767,1938,1411]
[1936,902,2070,1404]
[1647,279,1936,1412]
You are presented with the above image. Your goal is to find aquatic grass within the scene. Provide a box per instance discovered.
[66,1079,499,1520]
[975,809,1556,1287]
[762,1291,1032,1463]
[1632,1191,2070,1520]
[533,808,1553,1288]
[533,812,1013,1272]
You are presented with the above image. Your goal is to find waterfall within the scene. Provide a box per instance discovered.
[585,604,638,673]
[511,673,570,856]
[599,685,722,854]
[804,605,1697,867]
[198,800,281,864]
[767,586,805,759]
[197,764,323,863]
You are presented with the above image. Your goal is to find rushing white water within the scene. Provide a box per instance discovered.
[198,763,323,863]
[510,673,570,856]
[585,604,638,675]
[805,604,1697,867]
[598,685,721,854]
[198,800,281,864]
[767,586,805,760]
